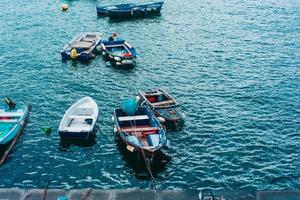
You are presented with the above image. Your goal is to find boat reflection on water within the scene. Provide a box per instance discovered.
[115,134,171,180]
[0,142,11,160]
[59,133,97,150]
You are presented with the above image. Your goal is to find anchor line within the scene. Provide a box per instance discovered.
[128,119,158,191]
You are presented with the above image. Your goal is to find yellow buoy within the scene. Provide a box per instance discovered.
[70,48,78,60]
[61,3,68,11]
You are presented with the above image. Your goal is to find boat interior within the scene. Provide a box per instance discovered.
[106,44,131,57]
[63,104,95,132]
[116,109,160,148]
[70,34,99,52]
[0,107,23,136]
[144,90,175,107]
[0,106,23,123]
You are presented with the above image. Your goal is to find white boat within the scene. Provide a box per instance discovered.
[58,97,99,138]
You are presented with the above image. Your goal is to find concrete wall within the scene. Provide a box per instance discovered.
[0,188,300,200]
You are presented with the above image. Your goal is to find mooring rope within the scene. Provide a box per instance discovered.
[130,120,158,200]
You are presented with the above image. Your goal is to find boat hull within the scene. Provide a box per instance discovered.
[108,2,163,20]
[153,108,185,130]
[58,131,93,139]
[96,3,136,16]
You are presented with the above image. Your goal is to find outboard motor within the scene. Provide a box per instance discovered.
[4,97,16,110]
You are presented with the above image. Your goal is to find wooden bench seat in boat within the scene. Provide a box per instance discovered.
[145,91,164,96]
[81,37,96,42]
[85,34,97,38]
[121,126,159,133]
[151,100,175,106]
[71,41,93,49]
[118,115,149,121]
[0,109,23,117]
[0,119,19,123]
[68,115,93,119]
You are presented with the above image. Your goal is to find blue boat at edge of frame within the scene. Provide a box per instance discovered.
[61,32,102,62]
[96,2,164,19]
[0,102,31,145]
[113,106,168,157]
[100,39,137,68]
[96,3,136,16]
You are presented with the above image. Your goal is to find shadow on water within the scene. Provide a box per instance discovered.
[108,15,162,23]
[115,134,171,181]
[59,133,97,150]
[0,142,11,160]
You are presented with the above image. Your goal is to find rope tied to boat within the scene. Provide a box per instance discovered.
[128,119,158,190]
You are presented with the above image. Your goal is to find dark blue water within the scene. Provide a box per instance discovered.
[0,0,299,190]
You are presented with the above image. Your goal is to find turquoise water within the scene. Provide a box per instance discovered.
[0,0,299,190]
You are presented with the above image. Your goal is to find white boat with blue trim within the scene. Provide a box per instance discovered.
[58,97,99,139]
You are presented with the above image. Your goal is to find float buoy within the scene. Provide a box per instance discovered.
[113,126,118,134]
[96,45,101,52]
[157,116,166,123]
[135,96,141,102]
[70,48,78,59]
[61,4,68,11]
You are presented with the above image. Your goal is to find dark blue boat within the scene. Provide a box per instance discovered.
[96,2,163,20]
[100,39,137,68]
[96,3,136,16]
[113,106,168,156]
[61,32,102,62]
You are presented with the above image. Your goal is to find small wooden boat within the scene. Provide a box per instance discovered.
[137,89,185,129]
[61,32,102,62]
[96,3,136,16]
[100,39,137,68]
[0,99,31,145]
[107,2,164,20]
[58,97,99,139]
[113,106,168,156]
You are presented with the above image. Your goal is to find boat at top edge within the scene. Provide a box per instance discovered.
[107,2,164,20]
[96,3,136,16]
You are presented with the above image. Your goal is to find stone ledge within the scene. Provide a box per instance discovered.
[257,191,300,200]
[69,189,112,200]
[1,188,300,200]
[113,189,156,200]
[0,188,25,200]
[158,190,199,200]
[22,189,68,200]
